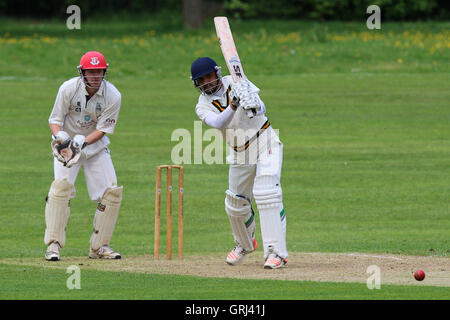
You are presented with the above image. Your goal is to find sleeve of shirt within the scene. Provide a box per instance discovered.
[204,107,236,129]
[195,92,237,129]
[96,93,121,134]
[48,84,70,126]
[195,98,213,123]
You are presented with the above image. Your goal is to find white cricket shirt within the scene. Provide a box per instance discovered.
[49,77,121,159]
[195,76,276,164]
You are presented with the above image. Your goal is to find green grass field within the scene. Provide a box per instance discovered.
[0,17,449,301]
[2,263,449,300]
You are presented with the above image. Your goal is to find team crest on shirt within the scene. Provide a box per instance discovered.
[90,57,100,66]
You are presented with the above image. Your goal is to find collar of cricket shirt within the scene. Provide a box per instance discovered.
[210,84,225,99]
[81,80,105,97]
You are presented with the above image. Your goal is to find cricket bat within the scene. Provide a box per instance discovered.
[214,16,256,117]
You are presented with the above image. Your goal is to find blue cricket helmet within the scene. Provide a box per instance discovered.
[191,57,218,80]
[190,57,222,94]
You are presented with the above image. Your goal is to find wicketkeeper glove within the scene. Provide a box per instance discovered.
[51,131,72,164]
[65,135,87,168]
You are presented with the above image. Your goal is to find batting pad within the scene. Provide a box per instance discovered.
[225,190,256,252]
[44,179,72,247]
[90,186,123,251]
[253,174,287,259]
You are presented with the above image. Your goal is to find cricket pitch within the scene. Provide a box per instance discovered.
[2,252,449,287]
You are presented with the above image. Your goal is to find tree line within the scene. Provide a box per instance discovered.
[0,0,448,21]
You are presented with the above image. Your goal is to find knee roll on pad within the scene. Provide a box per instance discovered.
[44,179,73,247]
[225,190,252,217]
[252,174,282,207]
[48,179,73,199]
[225,190,256,252]
[90,186,123,251]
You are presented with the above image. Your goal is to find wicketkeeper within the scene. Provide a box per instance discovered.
[44,51,123,261]
[190,57,288,269]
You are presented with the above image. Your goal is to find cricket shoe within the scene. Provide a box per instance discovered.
[264,252,287,269]
[45,241,61,261]
[89,246,121,259]
[226,238,258,266]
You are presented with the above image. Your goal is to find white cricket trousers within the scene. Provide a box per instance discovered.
[54,148,117,202]
[228,135,288,259]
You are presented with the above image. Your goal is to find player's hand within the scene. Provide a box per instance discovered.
[231,79,253,108]
[231,80,261,117]
[240,93,261,118]
[65,135,86,168]
[231,79,251,101]
[230,86,241,108]
[51,131,72,164]
[241,93,261,111]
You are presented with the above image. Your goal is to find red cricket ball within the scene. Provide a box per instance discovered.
[414,270,425,281]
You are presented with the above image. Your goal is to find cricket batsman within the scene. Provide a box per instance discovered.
[44,51,123,261]
[190,57,288,268]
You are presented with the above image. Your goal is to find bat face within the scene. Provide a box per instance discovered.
[214,17,246,82]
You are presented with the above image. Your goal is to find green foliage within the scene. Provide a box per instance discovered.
[0,0,182,18]
[223,0,449,21]
[0,0,448,20]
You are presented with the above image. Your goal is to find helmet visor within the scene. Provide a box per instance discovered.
[81,69,107,89]
[197,77,222,95]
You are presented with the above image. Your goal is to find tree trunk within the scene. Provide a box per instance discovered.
[183,0,203,29]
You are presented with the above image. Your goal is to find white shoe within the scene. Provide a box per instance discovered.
[45,241,61,261]
[226,245,248,265]
[264,252,287,269]
[226,238,258,265]
[89,246,121,259]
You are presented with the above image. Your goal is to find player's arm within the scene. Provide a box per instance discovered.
[96,93,121,135]
[70,129,106,150]
[204,104,237,129]
[85,129,105,145]
[50,123,62,136]
[59,130,105,168]
[196,97,238,129]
